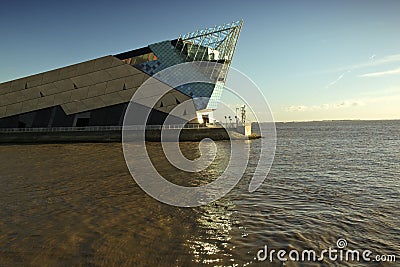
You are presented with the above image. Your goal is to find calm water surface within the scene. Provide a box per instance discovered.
[0,120,399,266]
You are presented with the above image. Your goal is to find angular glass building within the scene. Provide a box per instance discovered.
[0,21,242,129]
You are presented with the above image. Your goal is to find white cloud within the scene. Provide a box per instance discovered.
[285,89,400,113]
[324,53,400,73]
[322,53,400,88]
[285,100,364,112]
[351,54,400,70]
[359,67,400,77]
[325,70,351,88]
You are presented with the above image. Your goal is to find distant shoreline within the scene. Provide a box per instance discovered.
[260,119,400,124]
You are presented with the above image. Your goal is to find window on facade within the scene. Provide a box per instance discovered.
[18,121,26,128]
[122,58,132,64]
[121,52,158,65]
[76,118,90,127]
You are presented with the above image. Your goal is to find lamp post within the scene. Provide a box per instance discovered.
[240,105,246,125]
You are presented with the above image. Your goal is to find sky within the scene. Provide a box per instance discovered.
[1,0,399,122]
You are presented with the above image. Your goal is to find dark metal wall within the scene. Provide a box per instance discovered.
[0,102,181,128]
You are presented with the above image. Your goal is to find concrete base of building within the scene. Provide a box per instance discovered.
[0,128,258,144]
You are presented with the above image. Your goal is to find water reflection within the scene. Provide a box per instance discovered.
[189,201,236,265]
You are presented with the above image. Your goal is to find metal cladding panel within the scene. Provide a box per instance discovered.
[81,97,106,110]
[0,96,7,107]
[61,101,86,115]
[88,70,113,84]
[70,87,90,101]
[172,90,191,104]
[25,74,44,88]
[71,74,95,88]
[93,56,116,71]
[53,91,72,105]
[62,101,86,114]
[107,64,141,80]
[158,93,176,107]
[131,80,192,110]
[76,59,96,75]
[136,81,168,99]
[0,57,148,119]
[60,103,71,114]
[0,106,6,117]
[42,69,61,84]
[58,65,78,80]
[0,81,11,94]
[155,92,186,113]
[10,78,27,92]
[111,58,125,67]
[87,83,108,98]
[118,88,138,101]
[157,106,168,113]
[3,91,21,106]
[38,83,63,96]
[125,73,147,88]
[165,90,197,115]
[105,78,125,94]
[19,90,32,101]
[36,95,55,110]
[5,102,23,117]
[53,79,74,91]
[99,92,124,106]
[28,87,43,100]
[21,99,39,114]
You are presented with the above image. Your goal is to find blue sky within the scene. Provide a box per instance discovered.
[1,0,399,121]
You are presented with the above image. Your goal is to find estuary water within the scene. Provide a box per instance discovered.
[0,120,399,266]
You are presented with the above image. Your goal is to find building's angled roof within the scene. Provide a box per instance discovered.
[0,21,243,127]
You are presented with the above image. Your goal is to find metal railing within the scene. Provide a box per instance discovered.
[0,124,221,133]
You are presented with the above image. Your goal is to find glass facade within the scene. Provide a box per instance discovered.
[134,20,243,111]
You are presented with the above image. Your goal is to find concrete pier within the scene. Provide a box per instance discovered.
[0,127,254,144]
